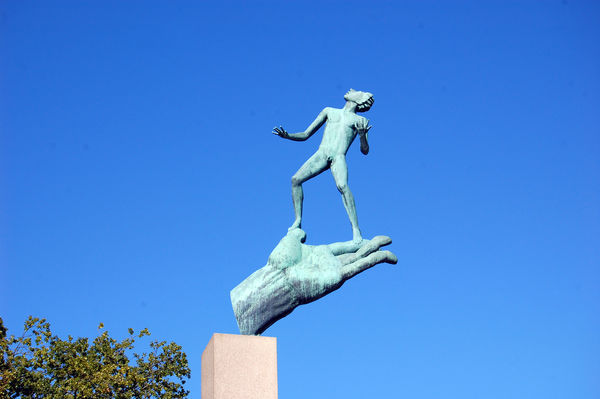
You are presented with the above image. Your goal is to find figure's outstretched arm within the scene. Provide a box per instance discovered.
[273,108,328,141]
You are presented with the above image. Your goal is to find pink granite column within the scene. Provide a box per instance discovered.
[201,333,278,399]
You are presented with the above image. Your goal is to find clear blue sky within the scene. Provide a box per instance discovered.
[1,1,599,398]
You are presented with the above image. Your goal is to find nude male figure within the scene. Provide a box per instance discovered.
[273,89,374,242]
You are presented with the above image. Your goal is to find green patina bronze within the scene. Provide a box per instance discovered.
[230,89,397,335]
[273,88,374,242]
[231,229,397,335]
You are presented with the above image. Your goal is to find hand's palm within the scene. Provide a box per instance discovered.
[357,119,371,134]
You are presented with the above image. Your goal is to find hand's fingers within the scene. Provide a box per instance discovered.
[340,249,398,280]
[370,235,392,248]
[381,250,398,264]
[347,235,392,262]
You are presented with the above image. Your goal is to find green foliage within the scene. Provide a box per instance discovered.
[0,316,190,398]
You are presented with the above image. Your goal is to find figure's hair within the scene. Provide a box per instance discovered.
[356,94,374,112]
[345,88,374,112]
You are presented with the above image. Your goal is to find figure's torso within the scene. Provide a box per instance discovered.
[318,108,367,157]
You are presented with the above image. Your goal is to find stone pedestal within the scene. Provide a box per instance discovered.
[201,333,278,399]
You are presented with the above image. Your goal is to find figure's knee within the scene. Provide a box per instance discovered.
[336,182,349,194]
[292,174,305,187]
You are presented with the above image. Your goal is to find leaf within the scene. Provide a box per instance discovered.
[3,316,191,398]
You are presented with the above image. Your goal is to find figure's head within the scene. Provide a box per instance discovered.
[344,88,374,112]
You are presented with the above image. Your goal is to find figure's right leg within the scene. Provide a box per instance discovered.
[290,152,329,231]
[331,156,362,242]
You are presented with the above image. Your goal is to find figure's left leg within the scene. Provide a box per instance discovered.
[290,152,329,231]
[331,155,362,242]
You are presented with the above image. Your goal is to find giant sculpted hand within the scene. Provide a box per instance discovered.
[230,229,397,335]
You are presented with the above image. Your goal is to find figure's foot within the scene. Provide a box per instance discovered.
[352,230,363,244]
[288,219,301,232]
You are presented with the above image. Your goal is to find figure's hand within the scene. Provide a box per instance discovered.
[356,118,372,135]
[272,126,289,139]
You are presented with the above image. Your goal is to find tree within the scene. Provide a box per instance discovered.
[0,316,190,398]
